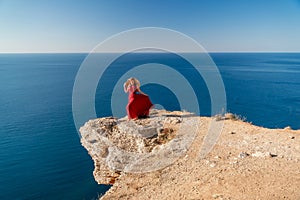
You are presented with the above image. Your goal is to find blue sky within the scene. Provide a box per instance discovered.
[1,0,300,52]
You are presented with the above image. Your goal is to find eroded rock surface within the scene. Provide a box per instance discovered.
[81,110,300,200]
[80,109,196,184]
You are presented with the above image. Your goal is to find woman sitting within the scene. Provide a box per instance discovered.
[124,77,153,120]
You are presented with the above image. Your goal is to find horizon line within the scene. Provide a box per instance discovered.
[1,51,300,54]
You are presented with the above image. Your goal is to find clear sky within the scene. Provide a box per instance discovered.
[1,0,300,53]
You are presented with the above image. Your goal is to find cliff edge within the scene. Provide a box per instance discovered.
[80,109,300,200]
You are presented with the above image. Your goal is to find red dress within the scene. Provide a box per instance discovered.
[126,85,153,119]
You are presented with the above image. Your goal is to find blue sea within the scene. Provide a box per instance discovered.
[0,53,300,199]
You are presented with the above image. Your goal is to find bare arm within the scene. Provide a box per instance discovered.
[123,82,128,93]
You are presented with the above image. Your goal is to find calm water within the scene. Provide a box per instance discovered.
[0,53,299,199]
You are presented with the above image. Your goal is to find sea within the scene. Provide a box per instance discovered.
[0,53,299,200]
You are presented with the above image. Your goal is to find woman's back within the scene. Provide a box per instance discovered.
[124,77,153,119]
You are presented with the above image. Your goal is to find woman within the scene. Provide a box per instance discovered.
[124,77,153,120]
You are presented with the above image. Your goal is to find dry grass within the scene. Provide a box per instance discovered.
[214,112,246,122]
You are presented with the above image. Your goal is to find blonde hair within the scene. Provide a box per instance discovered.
[124,77,140,92]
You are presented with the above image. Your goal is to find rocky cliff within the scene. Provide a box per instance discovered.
[80,109,197,184]
[80,109,300,200]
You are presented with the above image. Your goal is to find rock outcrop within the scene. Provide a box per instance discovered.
[80,109,300,200]
[80,109,197,185]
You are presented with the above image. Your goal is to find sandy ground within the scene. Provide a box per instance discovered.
[100,117,300,200]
